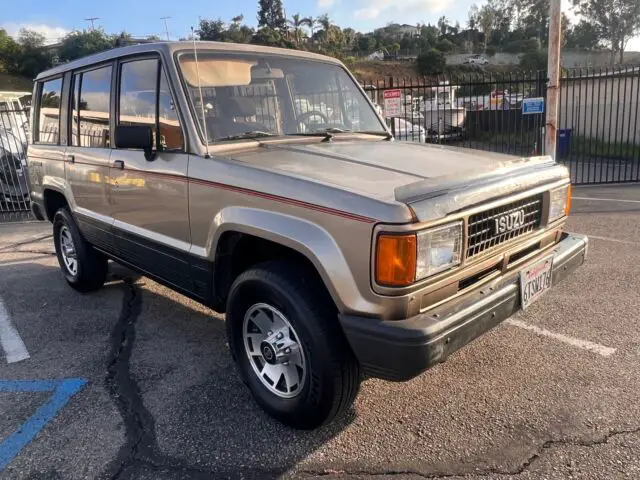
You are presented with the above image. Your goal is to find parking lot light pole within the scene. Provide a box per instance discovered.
[545,0,562,160]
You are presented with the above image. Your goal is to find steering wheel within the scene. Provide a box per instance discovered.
[297,111,329,130]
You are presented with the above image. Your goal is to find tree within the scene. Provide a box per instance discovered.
[258,0,286,32]
[227,15,254,43]
[565,21,601,50]
[416,48,446,75]
[519,49,547,70]
[197,19,226,41]
[57,29,115,62]
[357,35,377,53]
[0,29,20,73]
[287,13,305,46]
[302,16,319,42]
[438,16,449,36]
[318,14,332,45]
[15,29,53,78]
[573,0,640,63]
[478,5,496,50]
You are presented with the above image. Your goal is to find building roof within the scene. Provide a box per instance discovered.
[36,41,342,81]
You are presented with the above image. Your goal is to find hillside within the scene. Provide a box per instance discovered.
[0,73,32,92]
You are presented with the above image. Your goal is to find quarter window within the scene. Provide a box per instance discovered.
[118,58,183,151]
[37,78,62,144]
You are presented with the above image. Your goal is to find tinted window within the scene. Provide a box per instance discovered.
[78,66,112,148]
[37,78,62,144]
[118,58,183,151]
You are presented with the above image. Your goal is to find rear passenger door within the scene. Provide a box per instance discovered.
[109,56,191,284]
[66,63,115,231]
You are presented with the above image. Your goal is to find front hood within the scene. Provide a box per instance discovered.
[228,140,568,221]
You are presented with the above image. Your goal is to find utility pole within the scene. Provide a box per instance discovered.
[161,16,171,41]
[545,0,562,159]
[84,17,100,30]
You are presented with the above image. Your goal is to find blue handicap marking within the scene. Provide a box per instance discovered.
[0,378,87,471]
[522,97,545,115]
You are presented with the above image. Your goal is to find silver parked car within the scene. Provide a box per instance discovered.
[27,42,587,429]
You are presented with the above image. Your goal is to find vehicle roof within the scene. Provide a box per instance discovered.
[35,41,343,81]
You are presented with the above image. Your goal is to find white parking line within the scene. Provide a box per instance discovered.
[583,234,639,245]
[0,297,30,364]
[505,318,616,357]
[573,196,640,204]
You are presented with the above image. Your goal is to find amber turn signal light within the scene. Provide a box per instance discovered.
[375,233,417,287]
[565,184,572,216]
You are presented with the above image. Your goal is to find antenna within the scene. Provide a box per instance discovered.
[160,16,171,40]
[84,17,100,30]
[191,27,211,157]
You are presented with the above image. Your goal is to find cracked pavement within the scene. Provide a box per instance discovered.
[1,184,639,479]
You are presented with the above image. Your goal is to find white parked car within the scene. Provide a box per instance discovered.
[464,55,489,65]
[392,117,426,143]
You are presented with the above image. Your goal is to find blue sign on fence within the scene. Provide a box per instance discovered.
[522,97,545,115]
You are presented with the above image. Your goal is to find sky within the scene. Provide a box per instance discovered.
[1,0,639,50]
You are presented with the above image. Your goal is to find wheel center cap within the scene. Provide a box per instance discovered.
[260,341,277,364]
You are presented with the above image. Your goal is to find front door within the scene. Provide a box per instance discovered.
[109,57,191,287]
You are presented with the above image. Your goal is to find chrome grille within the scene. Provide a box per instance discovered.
[467,194,543,258]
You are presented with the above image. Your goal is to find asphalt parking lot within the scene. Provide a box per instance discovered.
[1,184,639,480]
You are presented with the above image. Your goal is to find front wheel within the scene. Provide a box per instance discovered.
[226,260,360,429]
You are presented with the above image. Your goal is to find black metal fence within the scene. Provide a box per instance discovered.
[362,66,640,184]
[1,105,31,220]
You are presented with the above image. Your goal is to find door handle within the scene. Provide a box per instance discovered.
[113,160,125,170]
[65,154,75,164]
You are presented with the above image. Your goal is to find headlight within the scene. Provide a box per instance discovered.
[375,222,462,287]
[416,222,463,280]
[549,185,572,222]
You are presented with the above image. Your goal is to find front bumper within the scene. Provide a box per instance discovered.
[339,232,588,381]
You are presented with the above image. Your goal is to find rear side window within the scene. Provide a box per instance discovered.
[118,58,183,151]
[37,78,62,144]
[70,65,112,148]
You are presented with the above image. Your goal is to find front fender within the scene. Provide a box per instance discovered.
[203,206,382,315]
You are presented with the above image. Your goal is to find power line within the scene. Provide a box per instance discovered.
[84,17,100,30]
[160,16,171,41]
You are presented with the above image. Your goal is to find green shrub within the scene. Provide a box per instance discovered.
[519,50,547,71]
[416,48,446,75]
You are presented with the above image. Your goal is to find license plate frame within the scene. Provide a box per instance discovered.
[519,256,553,309]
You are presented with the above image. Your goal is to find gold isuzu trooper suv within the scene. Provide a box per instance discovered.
[27,41,587,429]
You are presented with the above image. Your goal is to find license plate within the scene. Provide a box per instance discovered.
[520,256,553,309]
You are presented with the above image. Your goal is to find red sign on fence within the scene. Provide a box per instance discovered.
[383,89,402,118]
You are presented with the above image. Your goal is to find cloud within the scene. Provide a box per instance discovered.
[353,0,451,21]
[1,23,70,45]
[317,0,336,8]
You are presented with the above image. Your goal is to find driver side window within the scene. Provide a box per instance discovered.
[118,58,183,151]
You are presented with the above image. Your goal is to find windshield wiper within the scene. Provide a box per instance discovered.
[292,127,351,142]
[294,128,392,141]
[216,131,277,142]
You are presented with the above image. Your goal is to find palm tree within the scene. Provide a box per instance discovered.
[318,14,332,44]
[302,16,319,43]
[287,13,305,46]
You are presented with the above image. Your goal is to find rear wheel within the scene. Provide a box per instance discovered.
[226,260,360,429]
[53,208,107,292]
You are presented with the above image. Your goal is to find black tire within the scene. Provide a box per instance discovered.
[226,260,360,430]
[53,208,108,293]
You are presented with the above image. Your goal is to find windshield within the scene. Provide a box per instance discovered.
[177,52,386,142]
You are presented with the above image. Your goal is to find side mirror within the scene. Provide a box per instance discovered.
[114,125,156,161]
